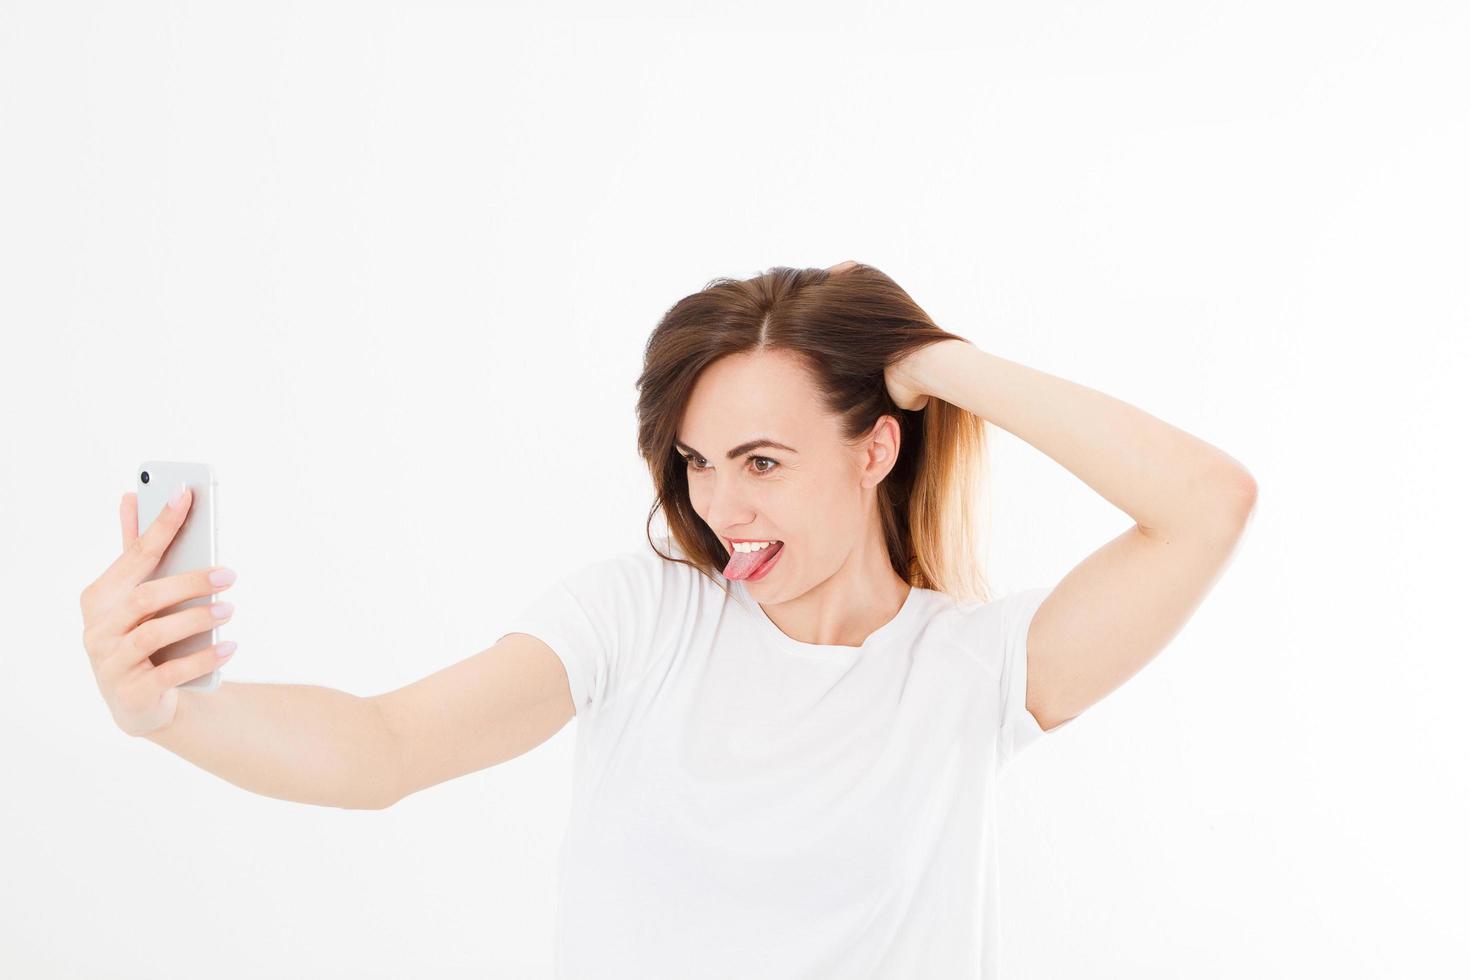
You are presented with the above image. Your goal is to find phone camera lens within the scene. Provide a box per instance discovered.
[140,471,150,484]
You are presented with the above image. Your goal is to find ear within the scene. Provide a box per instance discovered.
[857,414,903,489]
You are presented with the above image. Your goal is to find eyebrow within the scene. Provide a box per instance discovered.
[673,437,799,460]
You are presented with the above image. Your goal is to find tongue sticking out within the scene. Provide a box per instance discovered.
[723,542,784,580]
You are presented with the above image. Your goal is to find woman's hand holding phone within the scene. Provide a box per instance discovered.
[79,485,238,737]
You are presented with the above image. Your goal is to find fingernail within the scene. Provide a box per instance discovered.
[212,601,235,620]
[170,482,187,509]
[209,567,237,587]
[216,640,237,658]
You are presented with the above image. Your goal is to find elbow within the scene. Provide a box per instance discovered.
[1200,466,1258,535]
[1230,467,1258,512]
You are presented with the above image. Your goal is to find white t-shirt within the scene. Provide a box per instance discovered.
[497,541,1064,979]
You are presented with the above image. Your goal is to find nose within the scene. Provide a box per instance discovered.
[701,475,755,541]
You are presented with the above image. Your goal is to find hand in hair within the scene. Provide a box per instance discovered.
[885,348,933,412]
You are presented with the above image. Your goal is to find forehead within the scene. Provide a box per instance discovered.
[677,350,831,448]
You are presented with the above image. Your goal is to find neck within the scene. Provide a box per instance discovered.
[754,530,911,648]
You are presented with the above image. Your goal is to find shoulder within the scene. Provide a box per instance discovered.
[927,585,1052,659]
[947,585,1050,622]
[556,535,711,603]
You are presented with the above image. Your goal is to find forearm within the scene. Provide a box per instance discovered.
[915,340,1256,538]
[143,681,400,811]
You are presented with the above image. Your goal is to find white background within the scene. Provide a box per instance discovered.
[3,1,1465,977]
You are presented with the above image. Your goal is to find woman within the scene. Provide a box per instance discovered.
[81,260,1255,978]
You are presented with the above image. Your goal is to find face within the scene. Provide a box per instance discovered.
[674,350,902,593]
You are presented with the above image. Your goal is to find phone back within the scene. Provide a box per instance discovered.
[136,460,220,692]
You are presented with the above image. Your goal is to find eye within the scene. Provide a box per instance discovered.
[680,453,780,477]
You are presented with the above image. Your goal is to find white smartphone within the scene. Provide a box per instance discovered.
[135,461,222,692]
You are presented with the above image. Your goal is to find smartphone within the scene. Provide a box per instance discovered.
[135,461,222,692]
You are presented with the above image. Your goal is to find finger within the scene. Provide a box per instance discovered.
[827,260,859,275]
[96,483,192,612]
[120,492,139,550]
[152,640,235,693]
[97,558,233,643]
[85,492,144,620]
[97,563,236,642]
[123,600,233,673]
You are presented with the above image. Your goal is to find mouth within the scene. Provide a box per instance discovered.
[722,540,785,582]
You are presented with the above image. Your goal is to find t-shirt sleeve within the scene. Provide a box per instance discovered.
[494,550,671,719]
[993,584,1062,773]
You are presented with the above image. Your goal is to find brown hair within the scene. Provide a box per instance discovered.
[636,262,999,604]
